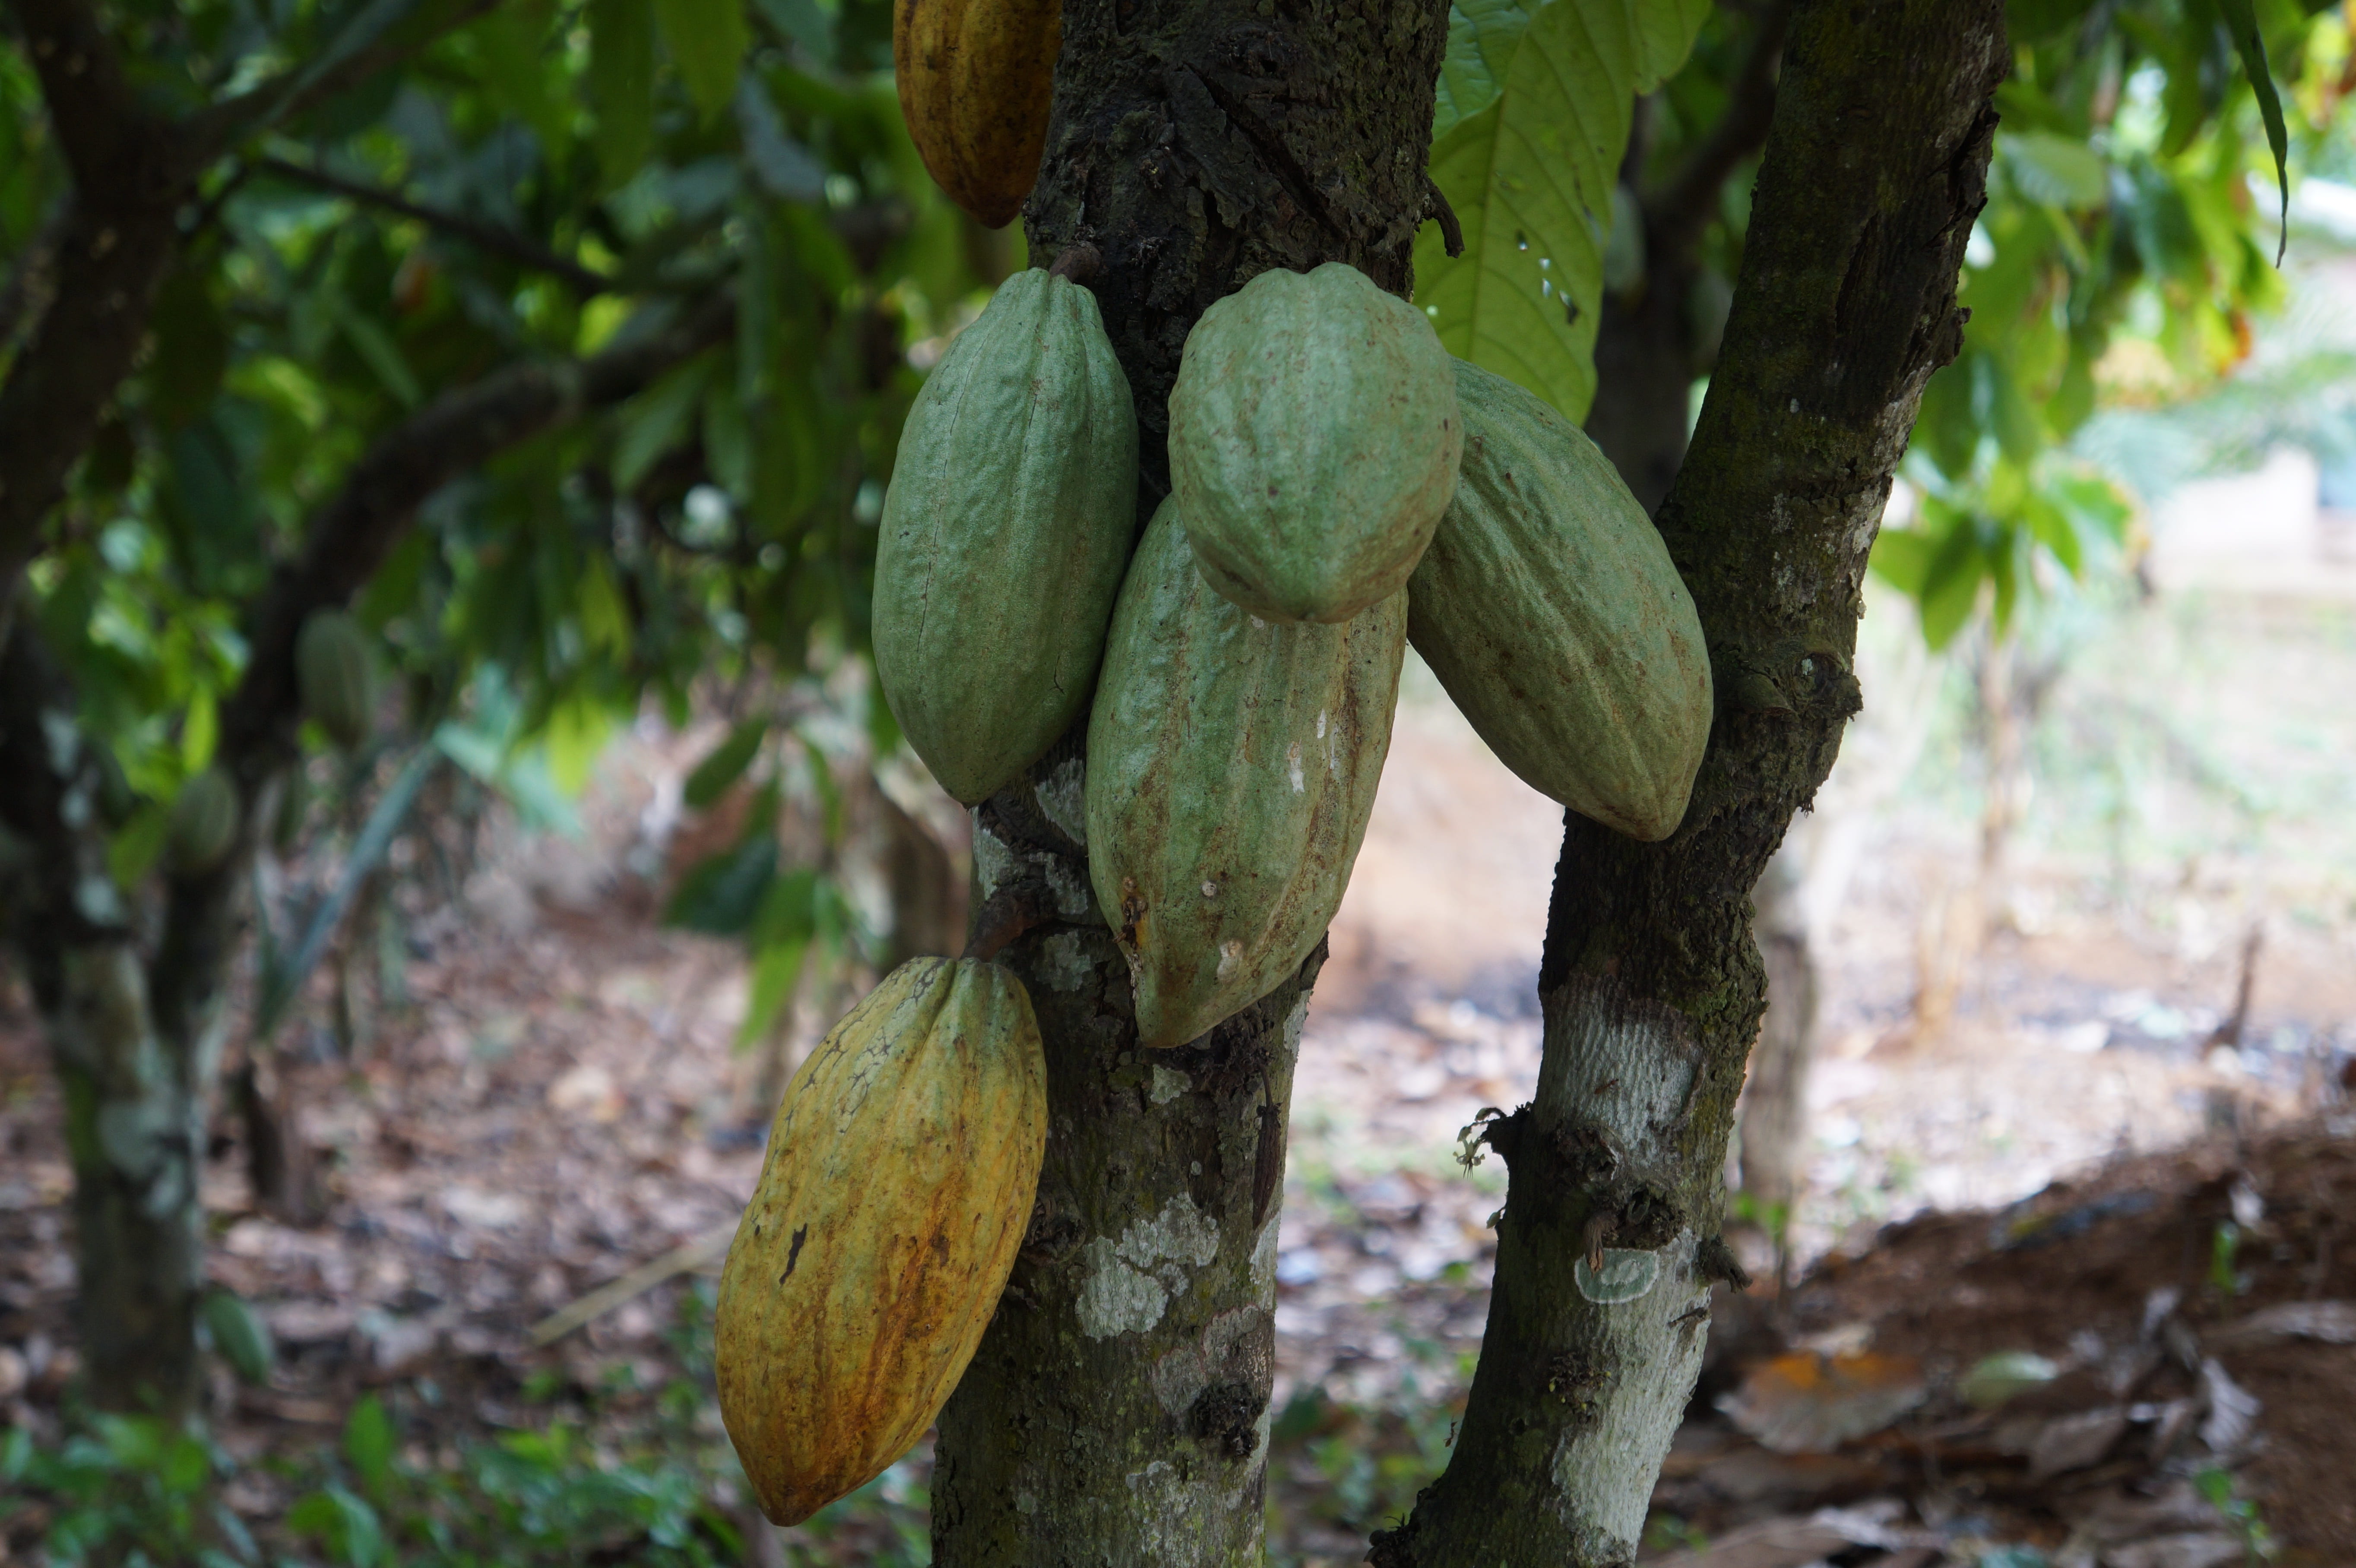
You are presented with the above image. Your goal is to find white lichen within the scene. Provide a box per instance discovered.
[1150,1065,1191,1105]
[1034,756,1087,846]
[1038,930,1095,993]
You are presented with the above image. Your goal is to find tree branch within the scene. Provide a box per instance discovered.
[135,294,735,1040]
[1371,2,2006,1563]
[0,195,70,352]
[0,0,187,604]
[183,0,504,161]
[216,294,737,779]
[1644,0,1794,270]
[6,0,152,189]
[256,156,615,295]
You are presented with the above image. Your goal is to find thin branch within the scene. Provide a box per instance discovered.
[1644,0,1795,270]
[216,293,738,777]
[0,195,70,351]
[256,157,614,295]
[5,0,156,190]
[184,0,504,166]
[146,293,737,1042]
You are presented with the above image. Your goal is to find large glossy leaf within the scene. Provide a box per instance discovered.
[588,0,657,188]
[1415,0,1710,421]
[656,0,750,120]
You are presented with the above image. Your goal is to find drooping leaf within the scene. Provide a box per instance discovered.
[200,1289,276,1384]
[1416,0,1710,421]
[343,1395,396,1498]
[664,832,779,934]
[2217,0,2290,263]
[588,0,658,189]
[656,0,751,120]
[684,719,766,808]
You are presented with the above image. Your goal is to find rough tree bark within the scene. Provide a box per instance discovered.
[1371,5,2005,1564]
[927,0,1451,1559]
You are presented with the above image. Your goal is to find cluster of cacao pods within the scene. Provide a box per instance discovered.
[716,255,1714,1524]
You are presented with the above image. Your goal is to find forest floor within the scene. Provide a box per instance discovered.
[1,585,2351,1565]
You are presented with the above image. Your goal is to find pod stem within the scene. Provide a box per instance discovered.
[1047,243,1103,285]
[964,888,1048,962]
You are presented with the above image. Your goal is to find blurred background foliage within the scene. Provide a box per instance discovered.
[2,0,2349,1559]
[0,0,1017,1025]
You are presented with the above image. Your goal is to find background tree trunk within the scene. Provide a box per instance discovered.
[1372,5,2006,1563]
[928,2,1450,1559]
[1739,844,1815,1282]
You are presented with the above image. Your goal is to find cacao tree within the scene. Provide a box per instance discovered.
[0,0,994,1417]
[0,0,2326,1559]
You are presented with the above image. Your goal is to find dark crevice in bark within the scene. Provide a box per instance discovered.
[1376,4,2006,1565]
[931,0,1448,1559]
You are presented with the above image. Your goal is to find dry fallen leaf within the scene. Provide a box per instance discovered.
[1719,1349,1928,1454]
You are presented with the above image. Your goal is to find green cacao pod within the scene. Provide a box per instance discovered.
[1168,262,1461,625]
[874,269,1138,804]
[893,0,1060,229]
[165,768,240,874]
[717,957,1048,1526]
[1408,360,1713,841]
[296,611,376,749]
[1086,496,1405,1048]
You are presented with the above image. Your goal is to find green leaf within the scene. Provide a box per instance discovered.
[1630,0,1709,89]
[344,1395,396,1498]
[589,0,658,189]
[2217,0,2289,264]
[684,719,765,808]
[542,697,613,795]
[149,267,231,429]
[613,354,718,491]
[2000,129,2108,209]
[664,834,779,933]
[1917,522,1986,650]
[334,304,424,409]
[750,0,834,66]
[1432,0,1537,140]
[472,0,568,151]
[1868,528,1936,597]
[739,934,808,1043]
[1416,0,1709,421]
[200,1289,276,1385]
[657,0,750,120]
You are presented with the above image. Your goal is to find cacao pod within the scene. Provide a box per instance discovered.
[165,768,240,874]
[1086,496,1404,1048]
[717,957,1048,1526]
[296,611,376,749]
[893,0,1060,228]
[873,268,1138,805]
[1408,359,1713,841]
[1168,262,1461,625]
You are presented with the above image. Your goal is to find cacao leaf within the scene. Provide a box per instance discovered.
[1416,0,1710,421]
[656,0,750,120]
[589,0,657,188]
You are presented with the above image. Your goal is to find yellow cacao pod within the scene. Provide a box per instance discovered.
[716,958,1048,1525]
[893,0,1061,229]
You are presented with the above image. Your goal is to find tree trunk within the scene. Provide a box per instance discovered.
[0,635,229,1416]
[1371,6,2004,1564]
[929,2,1450,1558]
[1738,843,1815,1281]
